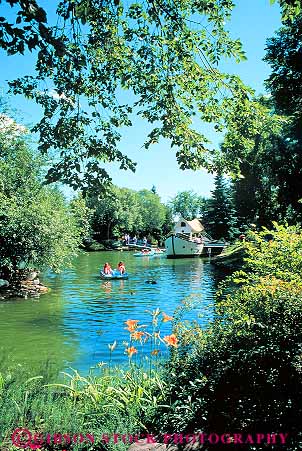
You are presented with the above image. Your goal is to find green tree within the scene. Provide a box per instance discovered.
[137,189,167,241]
[217,94,297,227]
[0,116,84,279]
[203,174,238,240]
[116,188,144,236]
[161,205,174,239]
[0,0,252,192]
[169,190,206,220]
[69,193,93,240]
[219,14,302,228]
[87,185,169,241]
[87,186,143,239]
[261,16,302,222]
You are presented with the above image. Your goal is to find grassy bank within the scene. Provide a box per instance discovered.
[0,361,166,451]
[211,242,246,271]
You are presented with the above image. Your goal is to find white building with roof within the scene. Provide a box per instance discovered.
[174,217,204,238]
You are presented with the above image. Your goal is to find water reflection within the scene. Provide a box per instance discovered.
[0,251,223,373]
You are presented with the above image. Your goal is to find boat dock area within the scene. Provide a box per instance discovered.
[203,243,227,256]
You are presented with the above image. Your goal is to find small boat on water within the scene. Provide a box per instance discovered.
[165,218,226,258]
[100,270,129,280]
[133,249,155,257]
[152,248,166,256]
[133,248,165,257]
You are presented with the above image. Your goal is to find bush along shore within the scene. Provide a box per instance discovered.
[1,224,302,451]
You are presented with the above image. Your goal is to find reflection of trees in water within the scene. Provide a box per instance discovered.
[101,281,112,294]
[169,260,227,329]
[100,280,125,294]
[0,288,78,374]
[170,259,204,287]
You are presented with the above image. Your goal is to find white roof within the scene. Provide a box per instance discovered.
[186,219,204,233]
[176,218,204,233]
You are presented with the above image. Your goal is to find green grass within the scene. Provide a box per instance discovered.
[0,360,167,451]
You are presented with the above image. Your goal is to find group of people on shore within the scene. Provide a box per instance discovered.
[123,234,148,247]
[103,261,126,275]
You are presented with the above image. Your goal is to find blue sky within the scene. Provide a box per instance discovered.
[0,0,282,202]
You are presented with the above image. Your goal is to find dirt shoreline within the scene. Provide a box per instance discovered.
[0,279,49,300]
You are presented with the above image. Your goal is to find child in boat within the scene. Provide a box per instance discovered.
[117,261,126,274]
[103,262,113,275]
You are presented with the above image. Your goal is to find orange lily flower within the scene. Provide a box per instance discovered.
[131,331,145,341]
[125,346,138,357]
[162,312,173,322]
[125,319,139,332]
[163,334,178,347]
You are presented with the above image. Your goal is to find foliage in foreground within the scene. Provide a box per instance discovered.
[0,364,165,451]
[4,224,302,450]
[152,224,302,450]
[0,309,176,450]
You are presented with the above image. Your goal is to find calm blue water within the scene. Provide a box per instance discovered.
[0,251,222,373]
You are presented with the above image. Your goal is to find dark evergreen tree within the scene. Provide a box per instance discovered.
[231,157,281,230]
[204,174,238,240]
[263,16,302,223]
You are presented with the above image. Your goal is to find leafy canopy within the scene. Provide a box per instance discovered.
[270,0,302,21]
[0,0,251,193]
[0,1,299,193]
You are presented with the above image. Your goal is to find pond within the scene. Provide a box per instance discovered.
[0,251,223,374]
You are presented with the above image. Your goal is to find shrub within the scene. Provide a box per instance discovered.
[153,224,302,450]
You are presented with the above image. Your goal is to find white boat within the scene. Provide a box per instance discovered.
[165,233,204,258]
[164,217,226,258]
[165,218,205,258]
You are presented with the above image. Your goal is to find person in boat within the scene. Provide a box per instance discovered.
[117,261,126,274]
[103,262,113,275]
